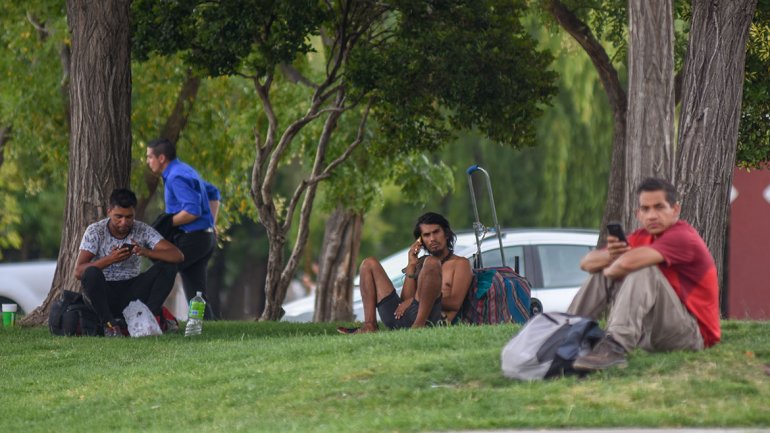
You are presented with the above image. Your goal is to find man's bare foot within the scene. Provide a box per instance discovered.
[355,323,378,334]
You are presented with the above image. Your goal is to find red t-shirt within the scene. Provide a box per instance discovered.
[627,220,721,347]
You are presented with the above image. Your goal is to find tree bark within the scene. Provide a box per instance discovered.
[21,0,132,325]
[0,125,10,168]
[314,207,363,322]
[543,0,628,246]
[675,0,757,293]
[624,0,676,230]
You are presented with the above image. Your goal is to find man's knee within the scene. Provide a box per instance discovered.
[359,256,380,274]
[152,261,177,276]
[621,266,658,286]
[81,266,105,287]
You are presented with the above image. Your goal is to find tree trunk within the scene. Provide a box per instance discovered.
[0,125,10,167]
[675,0,757,292]
[314,207,363,322]
[135,72,201,220]
[21,0,132,326]
[260,239,288,320]
[623,0,676,230]
[544,0,629,246]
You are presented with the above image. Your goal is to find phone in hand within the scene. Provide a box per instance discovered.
[121,243,136,253]
[606,223,628,244]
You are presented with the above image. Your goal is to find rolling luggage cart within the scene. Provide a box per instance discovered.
[461,165,534,324]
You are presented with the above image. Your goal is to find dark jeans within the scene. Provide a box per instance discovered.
[174,230,217,319]
[81,262,177,325]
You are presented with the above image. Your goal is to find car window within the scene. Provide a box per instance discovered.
[537,245,591,288]
[481,246,525,276]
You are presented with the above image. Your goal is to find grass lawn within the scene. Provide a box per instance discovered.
[1,320,769,433]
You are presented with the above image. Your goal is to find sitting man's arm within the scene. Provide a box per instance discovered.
[135,239,184,264]
[74,248,128,280]
[603,246,664,279]
[440,257,473,322]
[580,235,630,273]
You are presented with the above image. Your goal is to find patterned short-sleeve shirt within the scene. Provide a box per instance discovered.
[78,218,164,281]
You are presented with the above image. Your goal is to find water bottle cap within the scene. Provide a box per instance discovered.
[196,291,203,297]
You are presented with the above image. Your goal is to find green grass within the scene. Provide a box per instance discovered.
[1,320,769,433]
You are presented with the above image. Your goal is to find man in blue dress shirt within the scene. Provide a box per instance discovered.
[146,138,221,319]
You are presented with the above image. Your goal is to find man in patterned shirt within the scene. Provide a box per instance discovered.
[568,178,720,370]
[75,189,184,337]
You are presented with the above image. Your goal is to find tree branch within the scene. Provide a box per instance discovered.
[279,63,318,89]
[543,0,627,116]
[26,12,50,41]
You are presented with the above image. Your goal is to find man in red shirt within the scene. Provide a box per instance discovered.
[568,178,720,370]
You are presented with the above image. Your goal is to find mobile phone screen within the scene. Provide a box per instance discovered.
[606,223,628,243]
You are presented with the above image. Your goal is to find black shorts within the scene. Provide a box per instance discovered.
[377,291,443,330]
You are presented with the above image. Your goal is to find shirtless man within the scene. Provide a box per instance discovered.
[340,212,473,333]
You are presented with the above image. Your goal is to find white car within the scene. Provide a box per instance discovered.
[0,260,57,315]
[282,228,599,322]
[0,260,190,319]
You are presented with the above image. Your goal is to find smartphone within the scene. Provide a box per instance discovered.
[606,223,628,243]
[121,243,135,252]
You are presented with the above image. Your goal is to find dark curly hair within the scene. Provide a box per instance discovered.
[413,212,456,253]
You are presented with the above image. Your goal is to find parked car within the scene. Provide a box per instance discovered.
[282,228,599,322]
[0,260,190,319]
[0,260,57,315]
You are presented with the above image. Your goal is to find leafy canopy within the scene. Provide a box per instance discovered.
[132,0,558,155]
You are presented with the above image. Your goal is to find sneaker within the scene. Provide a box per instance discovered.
[103,324,125,338]
[156,315,179,334]
[573,335,628,371]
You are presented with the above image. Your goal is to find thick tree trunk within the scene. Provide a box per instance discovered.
[21,0,132,326]
[314,207,363,322]
[623,0,676,230]
[675,0,757,293]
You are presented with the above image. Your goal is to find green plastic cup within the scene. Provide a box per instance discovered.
[2,303,18,327]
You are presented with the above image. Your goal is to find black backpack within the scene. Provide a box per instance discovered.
[49,290,104,336]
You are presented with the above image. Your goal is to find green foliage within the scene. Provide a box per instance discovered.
[2,321,770,432]
[540,0,769,167]
[132,0,328,77]
[131,57,262,229]
[133,0,558,158]
[0,2,68,258]
[737,0,770,168]
[358,19,614,259]
[130,0,559,276]
[351,0,558,152]
[533,21,614,228]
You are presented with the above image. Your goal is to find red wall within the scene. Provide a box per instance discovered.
[727,168,770,319]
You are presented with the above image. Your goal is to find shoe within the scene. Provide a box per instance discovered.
[337,323,378,334]
[573,335,628,371]
[156,315,179,334]
[337,326,360,334]
[104,323,125,338]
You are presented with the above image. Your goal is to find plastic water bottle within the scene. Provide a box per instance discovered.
[185,291,206,337]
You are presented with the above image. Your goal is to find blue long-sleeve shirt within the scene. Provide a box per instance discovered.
[162,159,220,233]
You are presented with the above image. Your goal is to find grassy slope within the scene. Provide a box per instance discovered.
[1,320,769,433]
